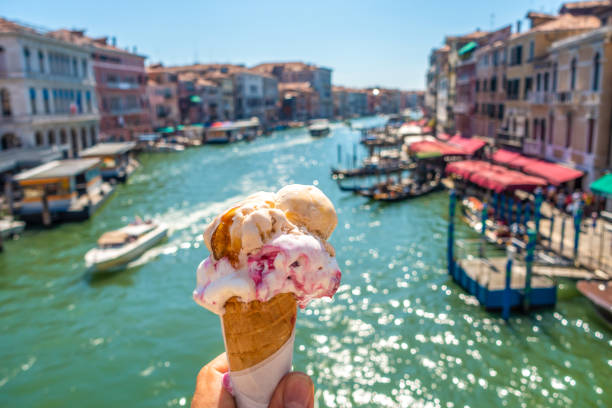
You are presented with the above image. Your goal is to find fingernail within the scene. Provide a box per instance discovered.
[284,373,313,408]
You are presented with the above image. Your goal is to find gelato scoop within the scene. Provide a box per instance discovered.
[194,184,341,315]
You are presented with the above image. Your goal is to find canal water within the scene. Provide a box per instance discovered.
[1,118,610,408]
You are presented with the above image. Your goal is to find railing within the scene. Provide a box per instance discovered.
[104,82,142,90]
[496,130,523,148]
[528,92,551,104]
[554,92,573,104]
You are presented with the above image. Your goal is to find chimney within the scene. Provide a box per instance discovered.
[516,20,522,33]
[112,36,117,47]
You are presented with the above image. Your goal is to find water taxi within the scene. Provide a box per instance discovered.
[0,217,25,238]
[308,119,330,137]
[13,159,115,225]
[85,220,168,272]
[205,118,261,144]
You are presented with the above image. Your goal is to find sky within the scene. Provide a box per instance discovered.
[3,0,568,90]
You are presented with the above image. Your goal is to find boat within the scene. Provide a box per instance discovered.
[576,280,612,328]
[362,179,443,202]
[85,219,168,272]
[205,118,261,144]
[0,217,25,238]
[153,142,185,152]
[308,119,330,137]
[79,142,138,183]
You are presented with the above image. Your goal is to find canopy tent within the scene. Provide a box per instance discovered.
[437,132,452,141]
[522,161,583,186]
[591,174,612,197]
[448,134,486,155]
[491,149,521,165]
[446,160,547,193]
[458,41,478,56]
[409,140,466,156]
[189,95,202,103]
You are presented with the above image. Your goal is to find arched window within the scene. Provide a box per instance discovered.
[570,58,577,91]
[70,128,78,156]
[1,133,19,150]
[60,129,67,144]
[592,52,600,91]
[35,131,44,146]
[48,130,56,145]
[23,47,31,72]
[0,88,11,116]
[90,126,97,145]
[81,128,88,149]
[552,63,558,92]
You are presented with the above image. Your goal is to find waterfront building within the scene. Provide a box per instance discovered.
[261,74,279,127]
[332,86,368,119]
[145,75,179,130]
[454,44,477,137]
[432,45,450,134]
[538,25,612,188]
[0,18,100,158]
[206,72,235,120]
[472,26,512,143]
[499,13,600,151]
[279,82,318,122]
[252,62,332,118]
[400,91,425,111]
[177,72,222,124]
[49,30,150,142]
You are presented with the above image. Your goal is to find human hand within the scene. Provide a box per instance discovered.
[191,353,314,408]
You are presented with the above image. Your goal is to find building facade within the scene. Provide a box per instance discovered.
[0,18,99,157]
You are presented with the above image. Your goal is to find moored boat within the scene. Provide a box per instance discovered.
[308,119,330,137]
[85,219,168,273]
[0,217,25,238]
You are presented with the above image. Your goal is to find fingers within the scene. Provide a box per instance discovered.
[268,372,314,408]
[191,353,236,408]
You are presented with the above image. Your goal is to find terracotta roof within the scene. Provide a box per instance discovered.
[527,11,557,19]
[252,62,325,73]
[47,29,145,57]
[561,1,610,10]
[0,17,39,34]
[446,29,489,43]
[517,13,600,36]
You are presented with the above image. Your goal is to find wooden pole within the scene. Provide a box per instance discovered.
[548,212,555,249]
[508,197,514,225]
[523,229,536,312]
[502,245,515,321]
[448,189,456,277]
[41,187,51,227]
[534,190,543,239]
[560,215,566,256]
[573,201,583,264]
[480,202,488,258]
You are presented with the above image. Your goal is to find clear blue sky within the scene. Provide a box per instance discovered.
[4,0,566,90]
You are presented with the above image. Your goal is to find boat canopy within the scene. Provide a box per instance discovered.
[591,174,612,197]
[14,158,101,181]
[98,230,130,246]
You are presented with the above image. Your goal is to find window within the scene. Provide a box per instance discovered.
[524,77,532,100]
[544,72,549,92]
[76,91,82,113]
[0,88,11,116]
[475,80,480,93]
[48,130,56,145]
[23,47,31,72]
[549,114,554,143]
[536,73,541,92]
[43,88,50,114]
[570,58,577,91]
[511,45,523,65]
[81,128,88,149]
[29,88,37,114]
[525,118,529,139]
[483,79,488,92]
[60,129,67,144]
[491,76,497,92]
[587,118,595,153]
[565,113,572,147]
[38,50,45,73]
[533,119,538,140]
[86,91,92,112]
[592,52,600,91]
[528,41,534,62]
[72,57,78,77]
[82,59,87,78]
[35,131,44,146]
[90,126,97,145]
[498,104,504,120]
[552,63,558,92]
[541,119,546,141]
[493,50,499,66]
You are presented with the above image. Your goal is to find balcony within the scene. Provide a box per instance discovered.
[528,92,551,105]
[104,81,142,90]
[554,92,574,104]
[496,129,523,148]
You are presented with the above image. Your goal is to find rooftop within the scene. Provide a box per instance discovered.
[47,29,146,58]
[79,142,137,157]
[513,13,600,38]
[15,158,101,181]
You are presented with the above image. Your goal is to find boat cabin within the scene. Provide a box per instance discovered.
[205,118,261,144]
[79,142,137,182]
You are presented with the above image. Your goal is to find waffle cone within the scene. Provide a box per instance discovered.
[222,293,297,371]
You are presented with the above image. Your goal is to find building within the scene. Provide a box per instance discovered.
[279,82,318,122]
[500,13,600,150]
[540,25,612,187]
[252,62,332,118]
[206,71,235,120]
[177,72,222,124]
[48,30,151,142]
[472,26,512,142]
[0,18,100,158]
[145,66,180,129]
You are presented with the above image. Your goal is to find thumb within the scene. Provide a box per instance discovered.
[268,372,314,408]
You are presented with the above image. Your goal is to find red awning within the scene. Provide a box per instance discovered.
[421,126,432,134]
[448,134,486,155]
[437,132,451,141]
[522,161,584,186]
[491,149,521,165]
[447,160,547,192]
[410,140,466,156]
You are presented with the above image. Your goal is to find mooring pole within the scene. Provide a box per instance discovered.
[480,202,488,258]
[523,229,536,312]
[524,202,531,228]
[516,201,523,228]
[502,245,515,321]
[548,212,555,249]
[493,192,499,217]
[508,197,514,225]
[573,201,584,265]
[560,215,566,256]
[534,190,543,239]
[448,189,456,277]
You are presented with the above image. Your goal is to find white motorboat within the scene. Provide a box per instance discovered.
[85,220,168,272]
[308,119,331,137]
[0,217,25,238]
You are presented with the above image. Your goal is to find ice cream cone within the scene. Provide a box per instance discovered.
[222,293,297,371]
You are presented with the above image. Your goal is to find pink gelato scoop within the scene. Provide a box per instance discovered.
[193,185,341,315]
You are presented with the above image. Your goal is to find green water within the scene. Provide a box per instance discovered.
[1,119,610,408]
